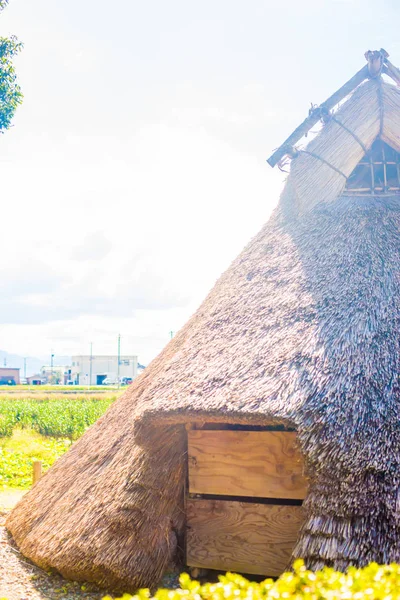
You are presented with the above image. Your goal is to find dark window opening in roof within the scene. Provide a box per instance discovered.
[345,139,400,194]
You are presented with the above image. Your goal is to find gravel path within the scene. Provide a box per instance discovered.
[0,505,180,600]
[0,490,27,511]
[0,511,108,600]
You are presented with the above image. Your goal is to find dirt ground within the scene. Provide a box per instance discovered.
[0,506,111,600]
[0,492,179,600]
[0,489,27,512]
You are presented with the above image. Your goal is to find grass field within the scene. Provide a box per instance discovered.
[0,391,121,489]
[0,429,71,488]
[2,384,121,394]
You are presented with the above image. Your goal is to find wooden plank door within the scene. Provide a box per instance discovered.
[186,427,307,577]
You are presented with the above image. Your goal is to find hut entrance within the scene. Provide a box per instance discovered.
[185,423,307,577]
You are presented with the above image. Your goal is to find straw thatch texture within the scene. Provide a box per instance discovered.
[7,77,400,588]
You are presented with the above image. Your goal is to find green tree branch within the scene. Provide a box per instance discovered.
[0,0,23,132]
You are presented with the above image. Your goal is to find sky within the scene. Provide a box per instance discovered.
[0,0,400,366]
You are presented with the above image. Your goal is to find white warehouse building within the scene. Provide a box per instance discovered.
[71,355,138,385]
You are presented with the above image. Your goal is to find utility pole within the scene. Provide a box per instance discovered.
[50,352,54,385]
[117,334,121,390]
[23,357,27,379]
[89,342,93,388]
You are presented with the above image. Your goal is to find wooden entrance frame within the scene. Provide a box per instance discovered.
[185,423,308,577]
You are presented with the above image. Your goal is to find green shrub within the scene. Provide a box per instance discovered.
[104,561,400,600]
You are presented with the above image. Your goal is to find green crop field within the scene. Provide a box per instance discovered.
[1,384,121,394]
[0,392,121,489]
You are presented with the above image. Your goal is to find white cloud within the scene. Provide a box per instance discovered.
[71,231,112,261]
[0,119,283,361]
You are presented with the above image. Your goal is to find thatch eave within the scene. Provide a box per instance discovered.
[133,407,295,438]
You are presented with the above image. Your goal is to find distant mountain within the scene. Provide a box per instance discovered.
[0,351,72,377]
[0,350,43,377]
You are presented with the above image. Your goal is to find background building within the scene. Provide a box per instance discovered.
[71,355,138,385]
[40,365,70,385]
[0,367,20,385]
[26,373,43,385]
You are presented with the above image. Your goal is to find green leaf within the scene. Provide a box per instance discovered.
[0,1,23,131]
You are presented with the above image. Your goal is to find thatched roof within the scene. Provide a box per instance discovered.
[7,56,400,590]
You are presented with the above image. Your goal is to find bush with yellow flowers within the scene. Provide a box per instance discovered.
[103,560,400,600]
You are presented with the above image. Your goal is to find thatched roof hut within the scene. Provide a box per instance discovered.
[8,49,400,590]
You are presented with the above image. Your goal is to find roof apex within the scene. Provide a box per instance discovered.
[267,49,400,169]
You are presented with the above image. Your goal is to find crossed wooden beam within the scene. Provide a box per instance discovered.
[267,49,400,169]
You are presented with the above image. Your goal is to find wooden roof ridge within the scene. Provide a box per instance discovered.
[267,49,400,169]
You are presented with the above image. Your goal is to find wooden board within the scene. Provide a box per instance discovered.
[188,430,307,500]
[187,498,304,576]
